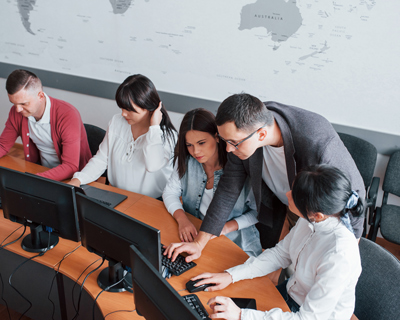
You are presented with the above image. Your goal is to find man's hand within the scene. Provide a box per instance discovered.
[68,178,81,187]
[163,231,213,263]
[208,296,241,320]
[190,272,233,292]
[150,102,163,127]
[164,241,202,263]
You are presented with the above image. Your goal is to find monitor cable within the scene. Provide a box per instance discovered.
[46,244,82,320]
[104,308,136,319]
[0,225,26,251]
[0,273,11,320]
[71,257,102,312]
[71,257,105,320]
[8,229,52,320]
[0,225,27,320]
[91,273,127,320]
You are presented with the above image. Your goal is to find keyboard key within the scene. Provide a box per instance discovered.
[183,294,210,319]
[161,245,196,276]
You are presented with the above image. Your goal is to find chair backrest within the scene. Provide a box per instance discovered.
[354,238,400,320]
[84,123,106,156]
[338,132,377,189]
[382,150,400,198]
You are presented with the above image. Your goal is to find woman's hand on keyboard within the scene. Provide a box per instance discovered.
[207,296,241,320]
[191,272,233,292]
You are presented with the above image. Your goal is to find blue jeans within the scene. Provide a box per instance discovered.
[276,279,300,313]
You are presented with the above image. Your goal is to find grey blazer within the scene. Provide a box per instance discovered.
[200,101,365,238]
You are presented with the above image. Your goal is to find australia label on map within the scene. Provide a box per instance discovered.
[239,0,303,44]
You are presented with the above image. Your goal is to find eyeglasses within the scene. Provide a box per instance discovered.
[218,124,267,150]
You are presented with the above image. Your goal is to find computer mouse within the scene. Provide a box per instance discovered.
[186,279,215,293]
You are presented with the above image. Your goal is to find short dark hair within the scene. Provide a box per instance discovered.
[215,93,274,132]
[174,108,227,178]
[6,69,42,95]
[292,164,364,220]
[115,74,176,145]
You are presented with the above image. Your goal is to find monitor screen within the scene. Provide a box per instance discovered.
[0,166,80,252]
[75,193,161,292]
[129,244,202,320]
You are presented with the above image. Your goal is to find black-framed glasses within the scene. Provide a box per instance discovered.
[218,124,267,150]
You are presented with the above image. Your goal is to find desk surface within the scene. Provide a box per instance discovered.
[0,154,290,319]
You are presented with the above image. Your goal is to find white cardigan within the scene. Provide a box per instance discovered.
[73,114,176,198]
[226,217,361,320]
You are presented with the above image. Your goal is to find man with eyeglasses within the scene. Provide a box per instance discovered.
[165,93,364,263]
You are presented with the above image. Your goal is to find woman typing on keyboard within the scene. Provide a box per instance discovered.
[162,108,262,257]
[192,165,363,320]
[68,74,177,199]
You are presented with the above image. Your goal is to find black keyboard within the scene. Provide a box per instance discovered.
[183,294,210,319]
[161,245,196,276]
[90,197,112,207]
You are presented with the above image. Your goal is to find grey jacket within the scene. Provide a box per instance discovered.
[200,101,365,238]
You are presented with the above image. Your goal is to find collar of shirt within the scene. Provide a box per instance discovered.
[308,216,342,233]
[28,93,51,124]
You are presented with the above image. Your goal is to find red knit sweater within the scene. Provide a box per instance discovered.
[0,96,92,181]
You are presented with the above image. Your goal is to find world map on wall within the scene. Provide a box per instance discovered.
[1,0,399,135]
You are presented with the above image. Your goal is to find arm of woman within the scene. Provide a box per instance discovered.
[71,120,111,185]
[225,223,297,283]
[143,103,177,172]
[231,190,259,232]
[162,165,198,242]
[221,181,258,235]
[143,125,174,172]
[215,245,360,320]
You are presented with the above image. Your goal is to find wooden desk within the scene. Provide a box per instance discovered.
[0,155,289,319]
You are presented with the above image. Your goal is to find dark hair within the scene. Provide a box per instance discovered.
[292,164,364,221]
[215,93,274,132]
[174,108,227,178]
[6,69,42,95]
[115,74,176,145]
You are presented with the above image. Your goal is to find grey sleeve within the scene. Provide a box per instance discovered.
[200,153,248,236]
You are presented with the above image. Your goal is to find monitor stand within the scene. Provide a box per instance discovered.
[97,261,128,293]
[22,223,59,253]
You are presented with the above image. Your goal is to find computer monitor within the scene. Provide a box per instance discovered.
[0,166,80,252]
[75,193,161,292]
[129,244,203,320]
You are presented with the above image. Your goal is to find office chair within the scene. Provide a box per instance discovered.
[338,132,379,237]
[368,150,400,244]
[279,133,379,284]
[353,238,400,320]
[84,123,108,184]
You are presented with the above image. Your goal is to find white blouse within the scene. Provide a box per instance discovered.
[226,217,361,320]
[73,114,176,198]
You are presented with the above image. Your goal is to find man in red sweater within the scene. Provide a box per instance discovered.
[0,69,92,181]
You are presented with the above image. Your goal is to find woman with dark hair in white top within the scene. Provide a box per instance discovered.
[191,164,363,320]
[69,74,177,198]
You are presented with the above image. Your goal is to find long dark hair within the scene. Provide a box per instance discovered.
[292,164,364,220]
[174,108,227,178]
[115,74,176,145]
